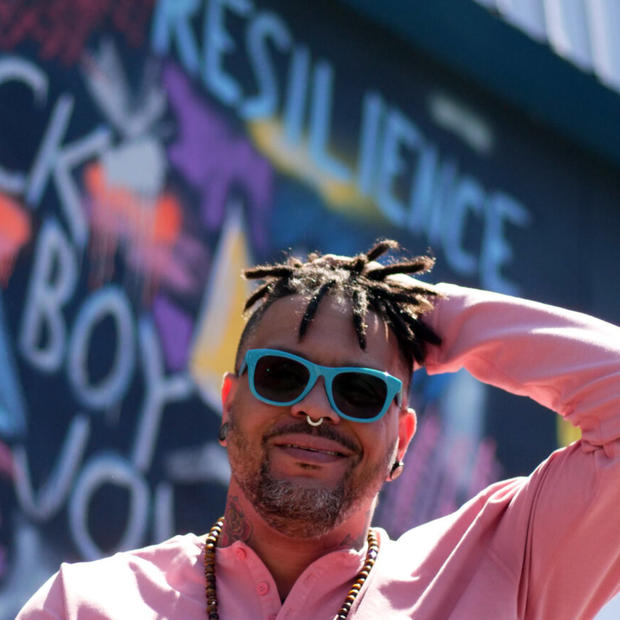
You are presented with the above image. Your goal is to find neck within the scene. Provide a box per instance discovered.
[219,482,373,599]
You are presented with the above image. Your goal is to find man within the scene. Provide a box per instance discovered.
[18,240,620,618]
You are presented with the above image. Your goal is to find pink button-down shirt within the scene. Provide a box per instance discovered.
[17,284,620,619]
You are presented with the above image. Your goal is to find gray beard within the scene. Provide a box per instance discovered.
[247,459,354,538]
[227,415,393,538]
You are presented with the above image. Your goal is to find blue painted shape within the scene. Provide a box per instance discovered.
[0,292,27,437]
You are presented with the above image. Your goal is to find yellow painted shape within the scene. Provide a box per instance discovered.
[246,119,380,218]
[189,204,254,413]
[557,415,581,447]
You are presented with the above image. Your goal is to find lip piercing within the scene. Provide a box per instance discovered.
[306,415,324,427]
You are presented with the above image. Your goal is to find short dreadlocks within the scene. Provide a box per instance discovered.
[235,239,442,374]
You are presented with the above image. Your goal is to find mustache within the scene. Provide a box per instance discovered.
[262,420,360,454]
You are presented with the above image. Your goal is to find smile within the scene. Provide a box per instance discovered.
[280,443,347,457]
[271,432,356,457]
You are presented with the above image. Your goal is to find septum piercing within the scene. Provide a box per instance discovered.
[306,415,324,427]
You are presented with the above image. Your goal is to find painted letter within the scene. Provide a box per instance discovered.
[69,454,149,560]
[0,57,47,194]
[283,46,310,145]
[240,12,291,119]
[19,218,77,372]
[481,191,531,294]
[356,92,384,197]
[67,286,135,410]
[204,0,252,106]
[151,0,201,75]
[131,318,192,471]
[14,415,90,520]
[309,60,352,182]
[153,482,175,542]
[376,107,422,226]
[25,95,73,208]
[442,175,485,275]
[26,96,111,248]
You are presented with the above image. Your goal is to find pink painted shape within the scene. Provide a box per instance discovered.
[0,0,154,65]
[84,164,209,297]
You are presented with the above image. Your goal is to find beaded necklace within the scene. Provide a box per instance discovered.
[203,517,379,619]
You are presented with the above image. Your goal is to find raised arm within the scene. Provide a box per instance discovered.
[422,283,620,618]
[424,283,620,448]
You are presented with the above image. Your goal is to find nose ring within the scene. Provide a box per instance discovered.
[306,415,324,427]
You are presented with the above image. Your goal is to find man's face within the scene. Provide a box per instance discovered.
[221,293,415,538]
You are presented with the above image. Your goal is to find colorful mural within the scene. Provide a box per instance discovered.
[0,1,618,616]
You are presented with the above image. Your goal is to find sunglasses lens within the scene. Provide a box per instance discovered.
[333,372,388,420]
[253,355,310,403]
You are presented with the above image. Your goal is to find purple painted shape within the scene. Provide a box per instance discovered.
[467,438,501,498]
[152,294,194,371]
[163,63,273,250]
[395,413,441,531]
[376,411,501,538]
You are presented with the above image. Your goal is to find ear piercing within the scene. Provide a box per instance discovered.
[389,459,404,480]
[218,423,229,442]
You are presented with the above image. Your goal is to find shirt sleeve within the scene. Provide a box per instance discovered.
[423,283,620,618]
[424,283,620,448]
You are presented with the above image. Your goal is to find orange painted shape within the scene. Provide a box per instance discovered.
[153,194,182,244]
[0,194,31,245]
[85,162,183,247]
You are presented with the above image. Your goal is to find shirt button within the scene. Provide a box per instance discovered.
[235,547,247,560]
[256,581,270,596]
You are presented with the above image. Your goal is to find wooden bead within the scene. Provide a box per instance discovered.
[203,518,379,619]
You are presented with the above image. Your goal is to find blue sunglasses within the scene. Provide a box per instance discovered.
[239,348,403,423]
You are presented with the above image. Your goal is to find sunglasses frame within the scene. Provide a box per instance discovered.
[239,348,403,423]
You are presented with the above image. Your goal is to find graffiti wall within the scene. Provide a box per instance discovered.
[1,1,619,615]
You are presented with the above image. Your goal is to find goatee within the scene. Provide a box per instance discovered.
[227,417,391,538]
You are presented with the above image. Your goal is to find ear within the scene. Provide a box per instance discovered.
[221,372,238,425]
[397,407,416,461]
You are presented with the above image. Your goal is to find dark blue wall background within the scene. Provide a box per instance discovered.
[0,1,618,616]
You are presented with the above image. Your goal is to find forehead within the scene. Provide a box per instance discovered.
[244,294,404,374]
